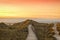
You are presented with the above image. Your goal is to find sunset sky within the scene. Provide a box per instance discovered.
[0,0,60,19]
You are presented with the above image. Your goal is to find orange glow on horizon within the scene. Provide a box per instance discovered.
[0,0,60,19]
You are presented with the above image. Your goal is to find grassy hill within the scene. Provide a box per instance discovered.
[31,20,56,40]
[0,19,57,40]
[0,20,30,40]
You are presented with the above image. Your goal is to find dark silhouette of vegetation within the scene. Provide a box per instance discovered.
[0,22,8,29]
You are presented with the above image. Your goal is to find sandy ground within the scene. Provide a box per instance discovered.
[26,25,37,40]
[53,23,60,40]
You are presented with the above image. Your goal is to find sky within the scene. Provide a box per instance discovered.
[0,0,60,19]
